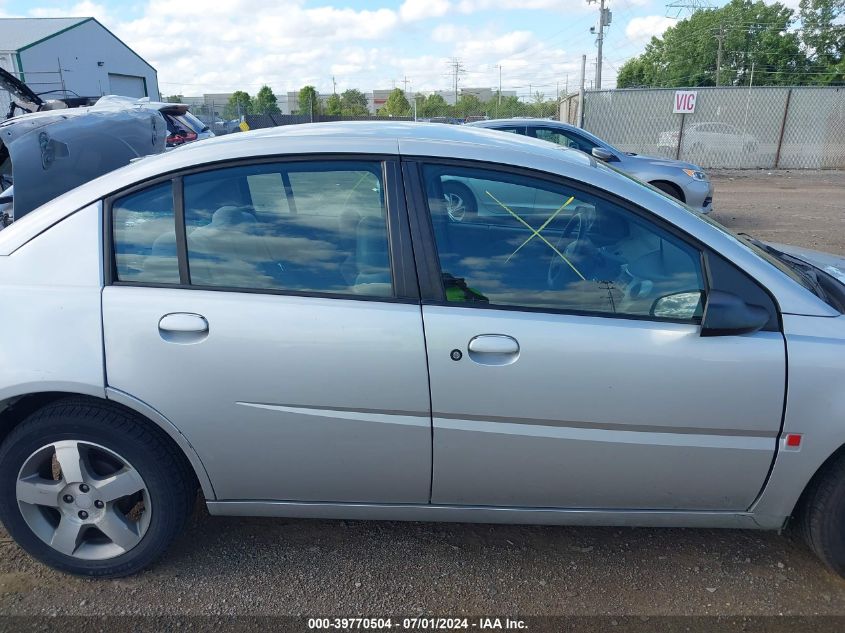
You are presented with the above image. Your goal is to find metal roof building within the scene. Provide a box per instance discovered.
[0,17,159,111]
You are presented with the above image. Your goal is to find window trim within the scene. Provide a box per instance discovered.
[103,153,419,303]
[402,156,781,329]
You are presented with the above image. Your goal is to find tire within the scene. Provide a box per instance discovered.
[0,398,195,577]
[650,180,685,202]
[800,453,845,577]
[441,181,477,222]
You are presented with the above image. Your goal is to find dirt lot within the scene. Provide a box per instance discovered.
[1,169,845,621]
[709,169,845,256]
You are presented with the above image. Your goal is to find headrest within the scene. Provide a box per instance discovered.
[211,206,256,227]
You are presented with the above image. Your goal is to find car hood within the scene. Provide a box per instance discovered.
[0,106,166,219]
[767,242,845,285]
[623,153,704,172]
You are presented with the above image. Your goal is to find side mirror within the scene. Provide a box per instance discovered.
[700,290,770,337]
[591,147,616,162]
[650,290,704,320]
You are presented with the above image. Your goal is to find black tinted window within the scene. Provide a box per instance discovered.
[423,165,705,320]
[184,161,392,296]
[112,182,179,283]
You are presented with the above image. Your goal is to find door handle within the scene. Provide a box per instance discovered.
[467,334,519,366]
[158,313,208,344]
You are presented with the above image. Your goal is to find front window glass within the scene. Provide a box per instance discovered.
[183,161,392,296]
[423,164,705,320]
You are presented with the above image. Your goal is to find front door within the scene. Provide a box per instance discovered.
[103,158,431,503]
[409,161,785,511]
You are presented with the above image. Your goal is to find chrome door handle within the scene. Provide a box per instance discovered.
[467,334,520,366]
[158,313,208,344]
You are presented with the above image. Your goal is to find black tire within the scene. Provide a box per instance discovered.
[442,181,478,221]
[0,398,195,578]
[800,453,845,576]
[650,180,685,202]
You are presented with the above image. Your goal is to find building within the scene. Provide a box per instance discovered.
[180,93,234,119]
[0,17,159,113]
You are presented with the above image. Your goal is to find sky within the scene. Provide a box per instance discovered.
[0,0,796,101]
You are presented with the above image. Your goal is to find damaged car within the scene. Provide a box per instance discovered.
[0,69,169,223]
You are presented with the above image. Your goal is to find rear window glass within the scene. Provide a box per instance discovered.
[112,182,179,283]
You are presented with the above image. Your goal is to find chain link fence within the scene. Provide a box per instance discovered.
[578,86,845,169]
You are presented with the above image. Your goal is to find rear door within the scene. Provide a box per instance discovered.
[405,159,785,511]
[102,157,432,503]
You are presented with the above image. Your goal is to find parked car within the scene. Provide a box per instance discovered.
[468,118,713,213]
[0,97,166,221]
[658,121,759,157]
[1,122,845,579]
[94,96,214,148]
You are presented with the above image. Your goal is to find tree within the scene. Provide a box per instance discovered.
[253,85,281,115]
[616,0,812,88]
[418,93,450,117]
[298,85,321,118]
[325,93,342,115]
[164,95,183,103]
[340,88,370,115]
[224,91,252,119]
[380,88,411,117]
[800,0,845,83]
[455,93,483,118]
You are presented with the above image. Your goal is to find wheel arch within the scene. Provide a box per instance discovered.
[648,179,686,202]
[792,442,845,519]
[0,389,215,500]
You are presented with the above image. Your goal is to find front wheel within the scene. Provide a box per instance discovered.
[800,453,845,577]
[0,398,195,577]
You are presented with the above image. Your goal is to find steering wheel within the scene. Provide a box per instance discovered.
[547,212,583,288]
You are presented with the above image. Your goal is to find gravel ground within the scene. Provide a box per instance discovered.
[2,169,845,620]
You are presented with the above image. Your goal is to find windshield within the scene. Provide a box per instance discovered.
[178,112,209,133]
[696,212,843,309]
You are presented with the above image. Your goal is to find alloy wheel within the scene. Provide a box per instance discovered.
[16,440,151,560]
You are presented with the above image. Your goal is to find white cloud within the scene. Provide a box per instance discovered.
[400,0,451,22]
[457,0,585,12]
[431,23,471,43]
[625,15,676,42]
[20,0,602,96]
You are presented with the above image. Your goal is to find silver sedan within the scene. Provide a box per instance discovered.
[0,122,843,578]
[467,118,714,214]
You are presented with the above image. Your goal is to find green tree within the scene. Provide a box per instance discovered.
[340,88,370,115]
[617,0,811,88]
[325,93,342,115]
[224,91,252,119]
[380,88,411,117]
[298,85,321,118]
[418,93,451,117]
[455,93,483,118]
[164,95,183,103]
[253,85,281,115]
[799,0,845,83]
[493,95,530,118]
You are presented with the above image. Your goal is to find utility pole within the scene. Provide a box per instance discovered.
[332,76,337,94]
[714,24,725,86]
[402,76,411,93]
[497,64,502,117]
[588,0,612,90]
[448,58,465,107]
[577,54,586,128]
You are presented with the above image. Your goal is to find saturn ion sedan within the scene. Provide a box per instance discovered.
[1,122,845,578]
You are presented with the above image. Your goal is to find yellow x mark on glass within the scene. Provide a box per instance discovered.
[484,191,585,281]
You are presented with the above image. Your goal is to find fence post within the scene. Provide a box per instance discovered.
[774,88,792,169]
[675,113,686,161]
